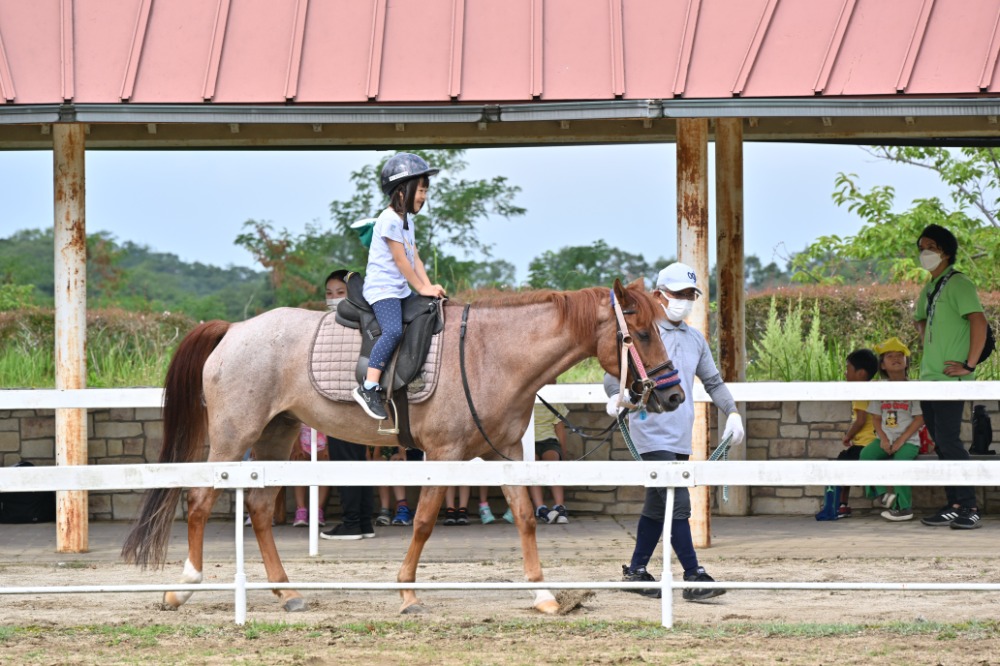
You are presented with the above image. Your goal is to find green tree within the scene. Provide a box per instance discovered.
[526,240,666,290]
[791,147,1000,289]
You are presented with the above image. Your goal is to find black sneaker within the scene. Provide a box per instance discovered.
[456,507,469,525]
[353,385,387,420]
[621,565,662,598]
[443,507,458,525]
[320,523,364,541]
[951,507,983,530]
[360,523,375,539]
[921,505,961,527]
[682,567,726,602]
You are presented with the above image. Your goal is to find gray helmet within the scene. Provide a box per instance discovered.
[380,153,439,196]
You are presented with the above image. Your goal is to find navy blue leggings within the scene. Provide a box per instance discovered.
[369,298,404,371]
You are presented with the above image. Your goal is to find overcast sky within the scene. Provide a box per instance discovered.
[0,142,951,284]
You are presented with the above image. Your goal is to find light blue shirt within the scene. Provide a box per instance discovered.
[604,319,736,456]
[363,207,416,304]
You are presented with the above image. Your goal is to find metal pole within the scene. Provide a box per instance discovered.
[53,123,88,554]
[676,117,711,548]
[235,488,247,625]
[714,117,748,516]
[661,486,676,629]
[309,428,319,556]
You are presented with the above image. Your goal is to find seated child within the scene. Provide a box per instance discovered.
[837,348,879,517]
[859,337,925,522]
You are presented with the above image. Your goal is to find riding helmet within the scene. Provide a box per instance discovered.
[380,153,440,197]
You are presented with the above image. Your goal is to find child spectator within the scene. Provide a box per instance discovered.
[290,424,330,527]
[859,337,925,522]
[529,402,570,524]
[837,348,879,517]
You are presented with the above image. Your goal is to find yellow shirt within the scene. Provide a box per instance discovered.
[533,403,567,442]
[850,400,877,446]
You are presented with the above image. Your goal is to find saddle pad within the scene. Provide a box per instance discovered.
[308,311,441,404]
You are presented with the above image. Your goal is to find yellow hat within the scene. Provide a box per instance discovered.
[875,336,910,357]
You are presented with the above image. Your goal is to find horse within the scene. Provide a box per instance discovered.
[120,278,684,615]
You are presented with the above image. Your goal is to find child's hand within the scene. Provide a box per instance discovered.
[841,434,852,447]
[419,283,446,298]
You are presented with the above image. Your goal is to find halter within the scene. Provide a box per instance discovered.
[609,288,680,412]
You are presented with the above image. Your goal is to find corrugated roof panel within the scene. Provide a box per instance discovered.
[824,0,924,96]
[682,0,767,99]
[0,1,61,104]
[295,0,376,103]
[739,0,846,97]
[73,0,144,103]
[541,0,615,100]
[212,0,298,102]
[620,0,687,99]
[460,0,533,101]
[376,0,452,101]
[130,0,221,102]
[906,0,999,94]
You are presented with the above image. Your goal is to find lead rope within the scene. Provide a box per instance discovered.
[708,433,734,502]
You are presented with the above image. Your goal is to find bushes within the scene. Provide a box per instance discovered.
[0,308,197,388]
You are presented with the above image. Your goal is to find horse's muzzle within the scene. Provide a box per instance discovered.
[646,384,685,413]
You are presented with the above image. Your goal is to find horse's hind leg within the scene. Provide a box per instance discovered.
[163,486,221,610]
[397,485,447,613]
[502,485,559,615]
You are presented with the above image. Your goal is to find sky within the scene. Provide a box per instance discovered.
[0,142,953,284]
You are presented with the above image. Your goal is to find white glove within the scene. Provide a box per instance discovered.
[722,412,744,447]
[606,394,622,417]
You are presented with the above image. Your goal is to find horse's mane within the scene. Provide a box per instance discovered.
[447,284,660,346]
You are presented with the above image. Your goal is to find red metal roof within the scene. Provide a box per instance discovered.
[1,0,999,106]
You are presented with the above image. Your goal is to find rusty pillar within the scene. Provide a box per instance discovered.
[715,117,749,516]
[53,123,89,553]
[676,117,711,548]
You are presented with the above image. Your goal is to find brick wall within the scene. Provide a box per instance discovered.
[2,401,998,521]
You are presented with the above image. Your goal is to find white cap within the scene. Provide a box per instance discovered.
[655,262,702,295]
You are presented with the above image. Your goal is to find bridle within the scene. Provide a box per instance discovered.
[609,288,680,413]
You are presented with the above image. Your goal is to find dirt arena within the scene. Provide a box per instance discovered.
[2,515,999,665]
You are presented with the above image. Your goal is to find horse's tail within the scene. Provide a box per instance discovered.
[121,320,231,569]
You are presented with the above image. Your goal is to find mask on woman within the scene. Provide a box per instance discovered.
[326,298,344,311]
[919,249,943,271]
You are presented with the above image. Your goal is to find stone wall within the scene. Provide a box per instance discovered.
[2,400,998,521]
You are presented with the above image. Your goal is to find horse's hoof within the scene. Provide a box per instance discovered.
[159,601,179,612]
[400,603,427,615]
[534,599,560,615]
[283,597,308,612]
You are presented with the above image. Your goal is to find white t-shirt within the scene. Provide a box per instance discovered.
[362,207,416,304]
[866,399,922,447]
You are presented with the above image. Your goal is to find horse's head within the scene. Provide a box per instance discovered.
[597,279,685,413]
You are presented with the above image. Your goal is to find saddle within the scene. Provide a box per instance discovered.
[334,271,444,392]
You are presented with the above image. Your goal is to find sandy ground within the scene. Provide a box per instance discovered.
[2,515,1000,664]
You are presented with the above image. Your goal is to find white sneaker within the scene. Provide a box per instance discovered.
[874,492,897,509]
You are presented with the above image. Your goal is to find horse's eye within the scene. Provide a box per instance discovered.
[637,331,650,343]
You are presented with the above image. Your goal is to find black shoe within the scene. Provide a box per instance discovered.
[921,505,960,527]
[621,565,661,598]
[443,507,458,525]
[320,523,363,540]
[360,523,375,539]
[951,507,983,530]
[456,507,469,525]
[353,385,387,420]
[682,567,725,602]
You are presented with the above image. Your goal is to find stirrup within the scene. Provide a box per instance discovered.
[377,396,400,436]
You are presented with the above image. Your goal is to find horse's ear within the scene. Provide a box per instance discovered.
[627,277,645,292]
[612,278,627,304]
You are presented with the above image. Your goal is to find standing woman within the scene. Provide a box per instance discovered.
[354,153,447,420]
[914,224,989,530]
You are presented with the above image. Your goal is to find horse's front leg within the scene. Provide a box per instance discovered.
[397,485,446,613]
[245,486,306,612]
[163,487,220,610]
[502,485,559,615]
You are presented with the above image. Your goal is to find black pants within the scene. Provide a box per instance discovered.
[920,400,977,508]
[328,438,374,528]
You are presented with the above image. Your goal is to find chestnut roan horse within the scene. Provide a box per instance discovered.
[121,279,683,615]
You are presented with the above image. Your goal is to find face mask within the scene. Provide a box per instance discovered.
[662,299,693,322]
[919,249,943,271]
[326,298,344,311]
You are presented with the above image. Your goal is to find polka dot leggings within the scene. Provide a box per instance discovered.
[369,298,404,371]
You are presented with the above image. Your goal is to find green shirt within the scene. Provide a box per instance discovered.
[914,269,984,381]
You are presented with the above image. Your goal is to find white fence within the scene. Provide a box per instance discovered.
[1,381,999,627]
